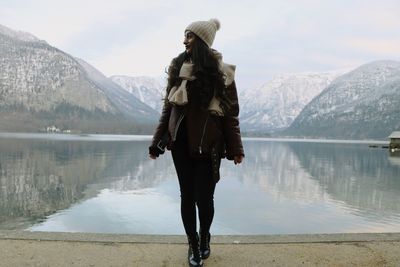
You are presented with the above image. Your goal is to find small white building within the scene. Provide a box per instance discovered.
[388,131,400,149]
[46,125,61,133]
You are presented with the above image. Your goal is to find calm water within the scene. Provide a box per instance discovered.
[0,133,399,235]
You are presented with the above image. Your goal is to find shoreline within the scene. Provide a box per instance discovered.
[1,230,400,244]
[0,131,390,144]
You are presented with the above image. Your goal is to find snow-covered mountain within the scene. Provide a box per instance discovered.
[285,60,400,139]
[239,71,344,133]
[75,59,159,121]
[110,70,346,133]
[0,24,45,43]
[0,24,158,133]
[110,75,165,113]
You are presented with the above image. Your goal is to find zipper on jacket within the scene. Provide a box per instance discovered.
[173,113,185,141]
[198,114,209,154]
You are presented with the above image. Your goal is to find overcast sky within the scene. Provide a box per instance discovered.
[1,0,400,90]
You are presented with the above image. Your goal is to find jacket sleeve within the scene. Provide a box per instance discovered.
[149,100,172,157]
[222,81,245,160]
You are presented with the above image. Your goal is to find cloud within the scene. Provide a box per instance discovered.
[2,0,400,90]
[88,17,185,77]
[355,1,400,30]
[343,38,400,57]
[1,0,169,47]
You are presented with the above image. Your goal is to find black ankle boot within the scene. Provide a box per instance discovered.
[188,233,203,267]
[200,231,211,259]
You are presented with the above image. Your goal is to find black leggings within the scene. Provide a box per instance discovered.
[171,120,216,238]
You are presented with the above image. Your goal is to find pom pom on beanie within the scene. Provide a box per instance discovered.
[209,18,221,31]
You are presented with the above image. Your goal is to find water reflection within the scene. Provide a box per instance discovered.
[228,141,325,201]
[215,140,400,234]
[287,142,400,219]
[216,141,333,234]
[389,149,400,165]
[1,135,400,234]
[0,137,174,230]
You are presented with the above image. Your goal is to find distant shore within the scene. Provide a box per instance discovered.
[0,131,390,144]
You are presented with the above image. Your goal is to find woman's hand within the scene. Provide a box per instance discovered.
[149,146,162,159]
[234,155,244,165]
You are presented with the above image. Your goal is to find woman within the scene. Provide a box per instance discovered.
[149,18,244,267]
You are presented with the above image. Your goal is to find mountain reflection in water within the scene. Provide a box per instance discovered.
[0,136,174,230]
[0,134,399,234]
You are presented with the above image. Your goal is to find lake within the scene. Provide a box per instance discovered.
[0,133,399,235]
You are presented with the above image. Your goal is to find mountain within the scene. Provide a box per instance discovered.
[0,24,158,134]
[75,59,159,121]
[284,60,400,139]
[110,75,165,113]
[239,71,344,134]
[0,24,45,43]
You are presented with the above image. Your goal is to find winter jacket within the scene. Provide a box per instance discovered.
[149,76,244,160]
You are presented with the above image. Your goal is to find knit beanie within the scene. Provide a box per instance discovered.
[185,18,221,47]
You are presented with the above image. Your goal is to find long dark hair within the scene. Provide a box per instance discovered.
[165,34,232,112]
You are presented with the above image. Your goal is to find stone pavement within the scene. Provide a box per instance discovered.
[1,231,400,266]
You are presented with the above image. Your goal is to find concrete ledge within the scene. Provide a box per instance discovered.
[1,230,400,244]
[2,231,400,266]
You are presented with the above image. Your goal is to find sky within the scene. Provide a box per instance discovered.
[1,0,400,90]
